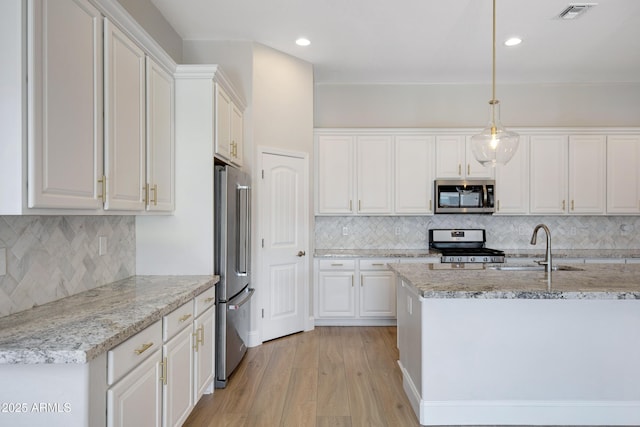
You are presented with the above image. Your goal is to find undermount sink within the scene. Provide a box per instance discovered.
[489,265,584,272]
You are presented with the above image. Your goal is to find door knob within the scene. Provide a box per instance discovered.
[297,250,306,257]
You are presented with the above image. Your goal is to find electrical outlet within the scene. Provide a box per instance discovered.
[518,225,528,236]
[570,227,577,236]
[342,227,349,236]
[99,236,107,256]
[395,226,401,235]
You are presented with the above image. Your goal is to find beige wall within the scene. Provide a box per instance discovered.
[252,43,314,154]
[117,0,182,62]
[314,82,640,128]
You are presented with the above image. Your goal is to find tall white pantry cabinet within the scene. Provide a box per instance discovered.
[0,0,175,215]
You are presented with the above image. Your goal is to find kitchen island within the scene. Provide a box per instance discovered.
[389,262,640,426]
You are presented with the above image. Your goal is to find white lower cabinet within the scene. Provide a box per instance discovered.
[317,259,356,318]
[161,301,195,427]
[315,258,397,325]
[107,320,163,427]
[359,259,397,318]
[193,288,216,402]
[108,349,163,427]
[106,289,216,427]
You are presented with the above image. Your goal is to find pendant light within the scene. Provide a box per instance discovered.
[471,0,519,167]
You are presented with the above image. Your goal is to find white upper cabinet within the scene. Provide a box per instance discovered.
[316,135,355,214]
[356,136,393,214]
[529,135,568,214]
[569,135,606,214]
[316,134,393,215]
[607,135,640,214]
[104,18,146,211]
[215,84,232,161]
[27,0,104,210]
[494,137,529,215]
[145,57,175,212]
[435,135,494,179]
[394,135,435,214]
[435,135,465,178]
[1,0,176,215]
[214,83,245,166]
[230,103,244,166]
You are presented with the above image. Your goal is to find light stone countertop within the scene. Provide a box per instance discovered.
[314,248,640,259]
[388,262,640,300]
[0,275,218,365]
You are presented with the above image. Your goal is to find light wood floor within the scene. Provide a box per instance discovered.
[184,326,420,427]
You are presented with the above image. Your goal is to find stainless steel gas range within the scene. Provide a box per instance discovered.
[429,229,505,264]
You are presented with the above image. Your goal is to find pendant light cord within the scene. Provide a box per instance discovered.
[492,0,496,103]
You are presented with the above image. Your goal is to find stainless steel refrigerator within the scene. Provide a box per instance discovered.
[214,164,254,388]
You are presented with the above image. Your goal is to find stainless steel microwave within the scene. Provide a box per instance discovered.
[434,179,495,214]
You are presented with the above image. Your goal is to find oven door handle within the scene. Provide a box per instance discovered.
[228,287,255,311]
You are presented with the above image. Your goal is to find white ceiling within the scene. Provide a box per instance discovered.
[150,0,640,85]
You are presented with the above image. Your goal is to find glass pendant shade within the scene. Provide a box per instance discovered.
[471,100,519,167]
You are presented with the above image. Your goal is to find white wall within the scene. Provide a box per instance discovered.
[180,41,315,342]
[314,82,640,128]
[116,0,182,62]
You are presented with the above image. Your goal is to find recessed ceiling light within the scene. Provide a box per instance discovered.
[295,38,311,46]
[504,37,522,47]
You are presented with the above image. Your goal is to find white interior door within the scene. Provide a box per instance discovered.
[260,151,308,342]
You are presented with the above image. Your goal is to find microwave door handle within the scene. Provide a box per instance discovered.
[237,185,250,275]
[482,184,488,207]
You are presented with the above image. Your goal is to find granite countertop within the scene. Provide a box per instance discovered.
[388,262,640,300]
[314,249,438,258]
[314,248,640,259]
[0,275,218,365]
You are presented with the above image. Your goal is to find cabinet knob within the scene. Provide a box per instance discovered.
[297,250,306,257]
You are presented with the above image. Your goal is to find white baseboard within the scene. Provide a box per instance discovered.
[313,318,396,327]
[399,362,640,426]
[247,329,261,348]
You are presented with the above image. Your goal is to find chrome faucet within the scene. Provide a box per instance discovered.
[530,224,552,273]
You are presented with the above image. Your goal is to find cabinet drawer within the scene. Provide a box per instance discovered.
[163,300,194,342]
[108,320,162,385]
[359,259,393,270]
[194,286,216,318]
[318,259,356,270]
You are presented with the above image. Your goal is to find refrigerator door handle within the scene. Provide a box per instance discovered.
[228,287,255,311]
[237,185,250,275]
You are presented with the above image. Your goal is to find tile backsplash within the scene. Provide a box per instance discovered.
[0,216,135,318]
[315,215,640,251]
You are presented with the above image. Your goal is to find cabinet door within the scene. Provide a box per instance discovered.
[395,136,435,214]
[607,135,640,214]
[316,135,354,214]
[230,102,243,166]
[108,350,162,427]
[27,0,103,209]
[194,305,215,402]
[145,57,175,212]
[215,84,231,160]
[162,326,194,427]
[464,136,495,178]
[435,136,465,178]
[359,271,396,318]
[529,135,568,214]
[569,135,605,214]
[357,136,393,213]
[104,18,146,211]
[317,271,356,317]
[495,137,529,214]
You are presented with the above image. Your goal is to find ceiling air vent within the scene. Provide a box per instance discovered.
[558,3,597,20]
